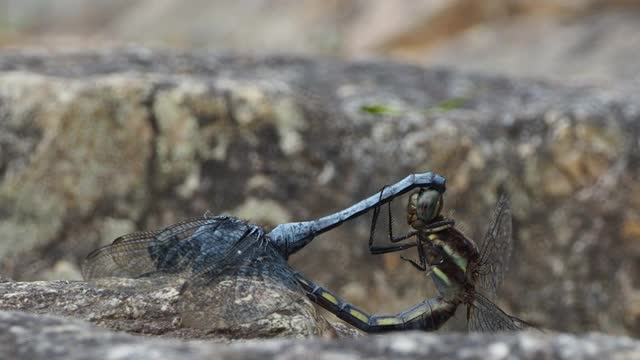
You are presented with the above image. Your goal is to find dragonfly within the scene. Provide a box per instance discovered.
[364,187,533,332]
[82,172,453,333]
[294,187,462,332]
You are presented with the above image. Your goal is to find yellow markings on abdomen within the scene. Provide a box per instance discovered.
[374,317,403,326]
[320,291,339,305]
[349,308,370,324]
[297,277,310,286]
[402,303,430,321]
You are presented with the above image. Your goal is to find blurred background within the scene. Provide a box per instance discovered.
[2,0,640,83]
[0,0,639,338]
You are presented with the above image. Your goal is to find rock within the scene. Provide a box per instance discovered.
[0,310,638,360]
[0,278,332,339]
[0,310,212,360]
[0,49,638,337]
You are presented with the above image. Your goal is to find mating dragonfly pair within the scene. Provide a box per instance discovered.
[83,172,531,333]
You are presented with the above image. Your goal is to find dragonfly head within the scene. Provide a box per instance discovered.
[407,187,444,230]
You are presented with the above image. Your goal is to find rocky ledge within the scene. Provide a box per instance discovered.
[0,309,638,360]
[0,311,640,360]
[0,278,335,339]
[1,278,639,359]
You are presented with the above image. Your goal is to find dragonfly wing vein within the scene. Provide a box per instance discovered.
[476,193,512,299]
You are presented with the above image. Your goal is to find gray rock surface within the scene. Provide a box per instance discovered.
[0,49,638,338]
[0,310,211,360]
[0,310,638,360]
[0,278,333,339]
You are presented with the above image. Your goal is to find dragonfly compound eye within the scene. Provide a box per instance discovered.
[407,188,443,229]
[406,191,422,228]
[416,188,443,224]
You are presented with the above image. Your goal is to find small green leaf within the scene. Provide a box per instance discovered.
[360,104,399,115]
[428,97,466,112]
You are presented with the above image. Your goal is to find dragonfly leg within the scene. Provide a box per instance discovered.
[369,205,417,254]
[421,218,456,233]
[399,238,430,271]
[390,230,418,243]
[376,185,419,244]
[423,256,446,276]
[368,184,419,253]
[268,173,446,257]
[369,243,417,255]
[400,255,427,271]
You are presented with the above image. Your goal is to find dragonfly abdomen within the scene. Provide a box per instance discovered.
[294,272,459,332]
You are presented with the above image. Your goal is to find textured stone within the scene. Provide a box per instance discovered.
[0,277,332,339]
[0,310,638,360]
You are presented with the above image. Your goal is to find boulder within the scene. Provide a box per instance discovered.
[0,277,333,339]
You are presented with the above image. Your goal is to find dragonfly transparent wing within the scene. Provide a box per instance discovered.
[468,292,529,332]
[178,237,308,329]
[83,215,309,327]
[82,216,238,280]
[82,229,162,279]
[475,194,512,299]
